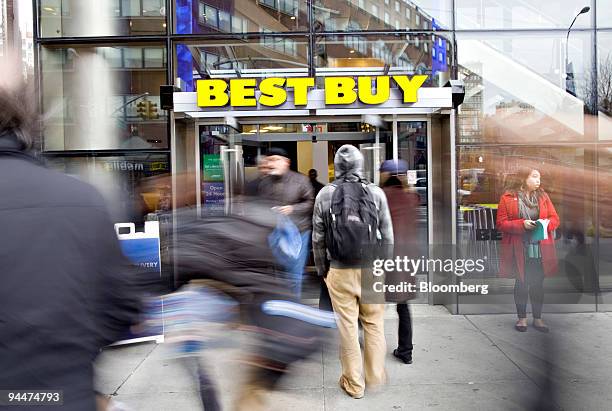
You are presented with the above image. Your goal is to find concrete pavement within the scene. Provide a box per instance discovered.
[94,305,612,410]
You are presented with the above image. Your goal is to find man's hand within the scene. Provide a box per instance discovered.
[277,205,294,216]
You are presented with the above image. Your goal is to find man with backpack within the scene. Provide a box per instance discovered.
[312,144,393,399]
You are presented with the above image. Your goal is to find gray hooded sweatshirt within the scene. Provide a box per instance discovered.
[312,144,394,277]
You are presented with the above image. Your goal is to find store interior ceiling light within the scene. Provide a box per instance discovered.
[263,126,283,130]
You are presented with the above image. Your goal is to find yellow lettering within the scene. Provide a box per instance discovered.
[325,77,357,105]
[286,77,314,106]
[357,76,390,105]
[230,78,257,107]
[393,75,428,103]
[196,79,229,107]
[259,77,287,107]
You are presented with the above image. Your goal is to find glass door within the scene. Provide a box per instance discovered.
[198,124,243,217]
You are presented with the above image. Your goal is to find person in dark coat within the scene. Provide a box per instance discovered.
[0,65,141,411]
[496,167,560,332]
[253,147,314,298]
[308,168,325,198]
[380,159,419,364]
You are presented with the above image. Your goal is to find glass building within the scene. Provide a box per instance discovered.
[33,0,612,313]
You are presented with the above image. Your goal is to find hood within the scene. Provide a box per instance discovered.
[334,144,364,181]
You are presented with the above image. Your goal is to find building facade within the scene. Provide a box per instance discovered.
[32,0,612,313]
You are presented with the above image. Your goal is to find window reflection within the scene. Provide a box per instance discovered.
[315,34,451,86]
[455,0,593,30]
[46,154,171,225]
[313,0,453,31]
[457,146,597,306]
[175,0,308,34]
[42,45,168,150]
[39,0,167,37]
[457,32,593,143]
[175,39,309,92]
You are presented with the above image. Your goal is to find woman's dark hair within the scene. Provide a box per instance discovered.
[504,166,544,195]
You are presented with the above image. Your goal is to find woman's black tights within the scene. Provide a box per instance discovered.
[514,259,545,319]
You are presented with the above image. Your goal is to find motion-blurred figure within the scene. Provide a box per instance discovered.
[169,198,333,411]
[313,145,393,399]
[253,148,314,298]
[308,168,325,198]
[0,55,142,410]
[380,159,419,365]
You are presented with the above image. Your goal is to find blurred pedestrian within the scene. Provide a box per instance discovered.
[497,167,560,333]
[254,147,314,298]
[308,168,325,198]
[0,54,142,411]
[380,159,419,364]
[313,144,393,399]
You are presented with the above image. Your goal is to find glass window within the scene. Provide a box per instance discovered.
[142,0,163,16]
[395,19,400,30]
[315,34,452,87]
[457,31,593,144]
[144,48,165,68]
[457,145,597,310]
[597,32,612,140]
[39,0,167,37]
[455,0,593,30]
[46,154,171,224]
[384,0,389,5]
[176,0,308,34]
[204,4,218,28]
[315,0,452,31]
[416,14,420,25]
[123,47,142,68]
[597,0,612,28]
[41,45,168,151]
[598,146,612,302]
[384,12,390,25]
[175,38,309,92]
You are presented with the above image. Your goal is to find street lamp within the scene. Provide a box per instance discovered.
[565,6,590,95]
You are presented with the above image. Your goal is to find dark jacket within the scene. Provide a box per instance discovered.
[496,191,560,281]
[254,170,314,232]
[383,184,420,302]
[0,136,141,411]
[312,145,393,276]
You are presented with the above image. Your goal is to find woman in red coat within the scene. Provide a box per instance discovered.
[496,168,560,333]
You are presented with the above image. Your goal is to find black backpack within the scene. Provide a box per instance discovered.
[325,178,379,265]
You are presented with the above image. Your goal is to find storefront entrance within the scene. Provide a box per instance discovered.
[170,81,462,308]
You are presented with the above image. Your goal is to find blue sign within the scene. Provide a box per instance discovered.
[114,221,163,345]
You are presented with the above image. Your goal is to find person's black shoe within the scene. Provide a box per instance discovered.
[515,324,528,332]
[393,349,413,364]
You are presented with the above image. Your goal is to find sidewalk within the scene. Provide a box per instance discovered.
[94,305,612,410]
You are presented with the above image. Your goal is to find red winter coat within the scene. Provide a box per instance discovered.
[496,191,560,281]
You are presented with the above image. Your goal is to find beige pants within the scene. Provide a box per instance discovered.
[325,267,386,397]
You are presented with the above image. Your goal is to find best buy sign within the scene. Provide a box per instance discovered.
[196,75,428,108]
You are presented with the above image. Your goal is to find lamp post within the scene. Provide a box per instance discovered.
[565,6,590,95]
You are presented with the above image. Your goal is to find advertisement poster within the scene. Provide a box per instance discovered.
[203,154,224,182]
[202,182,225,215]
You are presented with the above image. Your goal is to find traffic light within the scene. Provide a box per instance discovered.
[136,101,147,119]
[136,100,159,120]
[147,101,159,119]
